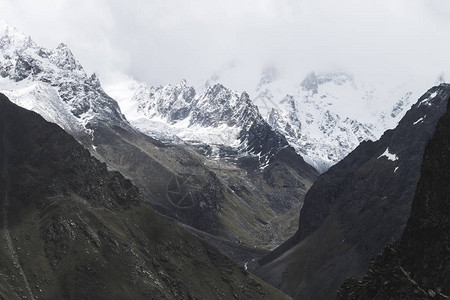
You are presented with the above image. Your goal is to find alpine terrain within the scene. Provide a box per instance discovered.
[338,88,450,299]
[0,23,318,253]
[205,67,441,172]
[255,84,450,299]
[2,18,448,300]
[0,93,291,299]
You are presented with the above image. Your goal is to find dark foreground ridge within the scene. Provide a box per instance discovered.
[0,93,290,300]
[337,95,450,299]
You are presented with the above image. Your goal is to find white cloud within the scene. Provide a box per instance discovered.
[1,0,449,93]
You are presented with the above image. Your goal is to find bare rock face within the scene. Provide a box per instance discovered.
[338,92,450,300]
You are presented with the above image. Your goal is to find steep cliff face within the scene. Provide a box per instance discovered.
[0,94,291,300]
[255,84,450,299]
[338,94,450,300]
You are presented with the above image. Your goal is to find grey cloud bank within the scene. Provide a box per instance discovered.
[1,0,449,93]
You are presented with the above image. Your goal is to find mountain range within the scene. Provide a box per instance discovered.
[0,23,318,253]
[1,21,449,300]
[108,71,437,173]
[200,66,443,172]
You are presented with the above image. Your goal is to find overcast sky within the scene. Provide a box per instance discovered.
[1,0,450,93]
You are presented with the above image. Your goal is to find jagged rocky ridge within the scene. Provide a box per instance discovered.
[337,92,450,299]
[0,24,318,251]
[0,93,291,300]
[110,77,298,167]
[254,84,450,299]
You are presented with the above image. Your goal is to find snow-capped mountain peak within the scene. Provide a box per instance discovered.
[0,23,29,47]
[0,24,126,142]
[52,42,83,72]
[106,64,440,173]
[106,76,292,166]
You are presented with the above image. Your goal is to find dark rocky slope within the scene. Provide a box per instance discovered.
[0,94,291,300]
[254,84,450,299]
[337,92,450,299]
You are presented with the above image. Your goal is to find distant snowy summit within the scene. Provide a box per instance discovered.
[1,21,444,173]
[107,77,292,167]
[252,70,441,171]
[108,70,440,172]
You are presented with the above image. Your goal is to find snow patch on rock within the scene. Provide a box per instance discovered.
[377,147,399,161]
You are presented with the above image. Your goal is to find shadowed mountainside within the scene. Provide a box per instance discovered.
[0,93,291,300]
[338,94,450,299]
